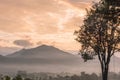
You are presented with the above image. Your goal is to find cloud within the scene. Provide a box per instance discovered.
[13,40,33,47]
[0,0,57,33]
[0,0,93,52]
[0,0,87,34]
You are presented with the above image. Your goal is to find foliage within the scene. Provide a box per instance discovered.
[5,76,11,80]
[2,72,120,80]
[74,0,120,80]
[12,75,23,80]
[75,1,120,62]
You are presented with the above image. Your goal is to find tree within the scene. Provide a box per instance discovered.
[4,76,11,80]
[74,0,120,80]
[71,75,80,80]
[24,78,32,80]
[12,75,23,80]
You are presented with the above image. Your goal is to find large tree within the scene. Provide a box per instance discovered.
[75,0,120,80]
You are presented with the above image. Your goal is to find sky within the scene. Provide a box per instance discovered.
[0,0,99,55]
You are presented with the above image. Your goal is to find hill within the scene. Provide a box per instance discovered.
[0,45,82,74]
[0,45,120,74]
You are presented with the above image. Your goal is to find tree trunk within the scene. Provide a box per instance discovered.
[101,64,109,80]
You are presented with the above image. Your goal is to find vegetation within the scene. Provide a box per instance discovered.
[12,75,23,80]
[1,72,120,80]
[75,0,120,80]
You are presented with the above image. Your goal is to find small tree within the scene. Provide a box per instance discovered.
[4,76,11,80]
[75,0,120,80]
[12,75,23,80]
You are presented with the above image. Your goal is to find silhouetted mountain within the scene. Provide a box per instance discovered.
[0,45,120,74]
[7,45,77,59]
[5,45,81,65]
[0,45,83,73]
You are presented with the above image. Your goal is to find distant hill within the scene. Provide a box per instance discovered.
[0,45,120,74]
[5,45,81,64]
[7,45,78,59]
[0,45,83,74]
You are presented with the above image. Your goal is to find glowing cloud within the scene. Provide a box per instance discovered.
[0,0,93,55]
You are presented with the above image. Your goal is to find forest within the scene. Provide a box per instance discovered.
[0,72,120,80]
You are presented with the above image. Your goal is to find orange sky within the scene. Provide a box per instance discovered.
[0,0,99,55]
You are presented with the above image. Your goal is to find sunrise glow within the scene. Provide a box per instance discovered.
[0,0,96,55]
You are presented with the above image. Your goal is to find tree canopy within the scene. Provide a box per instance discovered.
[75,0,120,80]
[75,0,120,62]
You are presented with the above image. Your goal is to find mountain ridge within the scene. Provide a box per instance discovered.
[0,45,120,74]
[7,45,76,58]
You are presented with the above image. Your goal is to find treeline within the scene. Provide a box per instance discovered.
[0,72,120,80]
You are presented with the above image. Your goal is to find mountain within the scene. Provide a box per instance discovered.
[5,45,81,64]
[7,45,78,59]
[0,45,120,74]
[0,45,83,74]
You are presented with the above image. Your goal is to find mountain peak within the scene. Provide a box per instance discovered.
[34,45,61,52]
[7,45,74,58]
[36,44,53,48]
[40,44,50,47]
